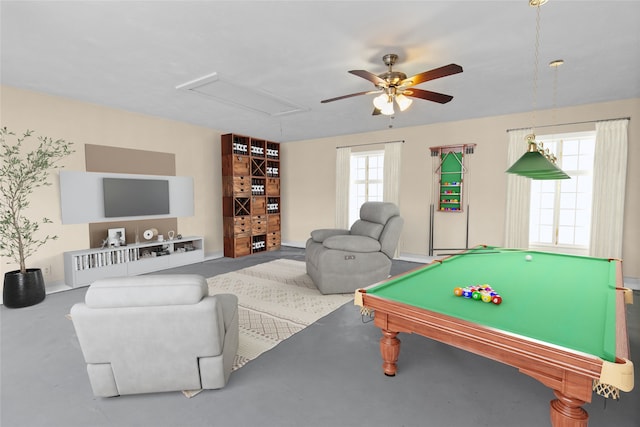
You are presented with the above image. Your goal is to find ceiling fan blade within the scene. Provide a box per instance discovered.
[321,90,381,103]
[349,70,386,87]
[404,88,454,104]
[400,64,463,87]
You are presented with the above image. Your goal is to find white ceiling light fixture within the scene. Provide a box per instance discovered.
[373,92,395,115]
[372,88,413,116]
[176,72,308,117]
[395,94,413,112]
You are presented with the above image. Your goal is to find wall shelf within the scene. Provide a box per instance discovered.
[429,144,476,255]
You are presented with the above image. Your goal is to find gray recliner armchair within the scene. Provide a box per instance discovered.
[305,202,403,294]
[70,274,239,397]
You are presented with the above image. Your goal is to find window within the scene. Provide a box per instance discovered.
[529,131,595,254]
[349,151,384,226]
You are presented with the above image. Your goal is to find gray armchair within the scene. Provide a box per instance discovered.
[70,274,239,397]
[305,202,403,294]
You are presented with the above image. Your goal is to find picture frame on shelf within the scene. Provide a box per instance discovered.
[108,227,126,247]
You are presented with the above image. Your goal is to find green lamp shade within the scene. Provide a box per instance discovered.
[506,151,570,180]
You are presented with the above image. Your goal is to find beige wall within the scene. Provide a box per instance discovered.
[0,85,223,286]
[1,85,638,286]
[283,98,640,278]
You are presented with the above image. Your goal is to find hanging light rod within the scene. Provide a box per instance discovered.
[335,140,405,149]
[505,117,631,133]
[506,0,570,180]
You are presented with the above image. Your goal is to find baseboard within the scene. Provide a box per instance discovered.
[46,280,72,294]
[625,277,639,291]
[397,253,434,264]
[282,241,305,249]
[205,251,224,261]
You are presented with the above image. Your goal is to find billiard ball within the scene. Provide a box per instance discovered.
[454,287,463,296]
[525,255,532,261]
[492,295,503,305]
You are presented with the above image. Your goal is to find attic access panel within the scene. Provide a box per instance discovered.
[176,72,308,117]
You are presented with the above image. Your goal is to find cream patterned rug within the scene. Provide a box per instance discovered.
[207,258,352,371]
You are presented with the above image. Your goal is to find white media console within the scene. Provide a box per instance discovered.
[63,236,204,288]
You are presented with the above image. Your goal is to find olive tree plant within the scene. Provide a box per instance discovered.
[0,127,74,273]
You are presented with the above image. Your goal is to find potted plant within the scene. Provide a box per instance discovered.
[0,127,74,308]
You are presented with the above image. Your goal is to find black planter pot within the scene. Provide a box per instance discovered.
[3,268,46,308]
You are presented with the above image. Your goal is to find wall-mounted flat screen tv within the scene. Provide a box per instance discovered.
[103,178,170,217]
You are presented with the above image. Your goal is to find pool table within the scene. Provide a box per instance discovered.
[355,246,634,427]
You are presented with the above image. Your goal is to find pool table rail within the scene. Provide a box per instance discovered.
[356,285,634,427]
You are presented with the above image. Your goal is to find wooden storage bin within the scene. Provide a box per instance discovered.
[252,215,266,235]
[266,178,280,195]
[252,196,266,215]
[225,235,251,257]
[223,176,250,197]
[268,214,280,232]
[267,231,281,250]
[222,154,250,176]
[224,216,250,236]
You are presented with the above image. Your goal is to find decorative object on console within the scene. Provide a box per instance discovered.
[143,228,158,240]
[0,127,74,308]
[107,227,126,247]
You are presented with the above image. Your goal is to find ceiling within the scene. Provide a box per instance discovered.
[1,1,639,143]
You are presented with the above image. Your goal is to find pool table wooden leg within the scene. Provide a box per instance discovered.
[550,390,588,427]
[380,329,401,376]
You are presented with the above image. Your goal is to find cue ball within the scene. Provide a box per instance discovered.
[525,255,532,261]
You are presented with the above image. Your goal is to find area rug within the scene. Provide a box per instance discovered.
[208,258,353,370]
[182,259,352,397]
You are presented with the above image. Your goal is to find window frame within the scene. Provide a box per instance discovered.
[349,150,384,227]
[528,131,596,255]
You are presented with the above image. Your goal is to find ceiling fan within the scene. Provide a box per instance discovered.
[321,54,463,116]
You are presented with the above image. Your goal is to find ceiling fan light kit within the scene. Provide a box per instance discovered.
[395,94,413,111]
[321,53,463,116]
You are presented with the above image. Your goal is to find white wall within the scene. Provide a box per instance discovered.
[2,85,638,287]
[283,98,640,278]
[0,85,222,287]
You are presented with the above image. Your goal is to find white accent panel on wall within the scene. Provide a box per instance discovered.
[59,170,194,224]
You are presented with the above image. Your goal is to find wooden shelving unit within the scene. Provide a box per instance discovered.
[222,133,281,257]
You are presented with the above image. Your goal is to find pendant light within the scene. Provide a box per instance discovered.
[506,0,570,180]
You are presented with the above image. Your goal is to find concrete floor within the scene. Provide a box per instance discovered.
[2,247,638,427]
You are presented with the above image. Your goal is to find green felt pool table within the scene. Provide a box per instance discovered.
[355,246,634,427]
